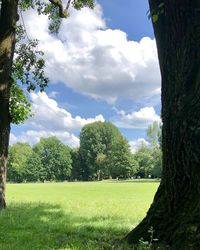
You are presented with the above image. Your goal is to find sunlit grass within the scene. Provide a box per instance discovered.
[0,180,159,249]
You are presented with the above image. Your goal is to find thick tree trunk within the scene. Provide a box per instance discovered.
[124,0,200,249]
[0,0,18,209]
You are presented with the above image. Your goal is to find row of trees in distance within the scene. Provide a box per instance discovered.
[8,121,162,182]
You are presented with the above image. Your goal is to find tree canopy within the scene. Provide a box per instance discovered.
[7,121,162,183]
[33,137,72,181]
[79,121,135,180]
[7,143,33,183]
[8,137,72,182]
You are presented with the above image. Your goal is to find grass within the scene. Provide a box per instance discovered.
[0,180,159,249]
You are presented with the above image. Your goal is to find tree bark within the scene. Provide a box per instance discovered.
[124,0,200,249]
[0,0,18,209]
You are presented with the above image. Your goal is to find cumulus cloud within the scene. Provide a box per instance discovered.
[29,92,105,131]
[129,138,149,153]
[10,92,104,147]
[113,106,161,129]
[22,4,161,103]
[10,130,80,147]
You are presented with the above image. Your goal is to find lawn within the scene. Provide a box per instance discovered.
[0,181,159,250]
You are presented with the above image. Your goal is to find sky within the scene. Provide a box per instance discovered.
[11,0,161,152]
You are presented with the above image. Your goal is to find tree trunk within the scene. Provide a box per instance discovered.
[0,0,18,209]
[124,0,200,249]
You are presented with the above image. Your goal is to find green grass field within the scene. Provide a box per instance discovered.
[0,181,159,250]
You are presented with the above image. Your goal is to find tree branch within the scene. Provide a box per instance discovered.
[48,0,71,18]
[66,0,72,10]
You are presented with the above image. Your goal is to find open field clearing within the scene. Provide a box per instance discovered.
[0,181,159,250]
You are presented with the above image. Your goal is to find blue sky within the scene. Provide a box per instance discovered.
[11,0,161,151]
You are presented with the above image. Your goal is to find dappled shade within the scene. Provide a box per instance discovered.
[0,202,128,249]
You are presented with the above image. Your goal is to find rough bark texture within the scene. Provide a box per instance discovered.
[124,0,200,249]
[0,0,18,209]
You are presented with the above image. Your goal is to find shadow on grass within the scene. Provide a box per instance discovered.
[0,202,131,250]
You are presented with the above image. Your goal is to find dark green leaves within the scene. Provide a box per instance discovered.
[13,30,49,92]
[72,0,94,10]
[19,0,95,33]
[10,25,48,124]
[79,122,134,180]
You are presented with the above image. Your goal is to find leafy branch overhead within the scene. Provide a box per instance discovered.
[19,0,94,32]
[10,0,95,124]
[10,24,48,124]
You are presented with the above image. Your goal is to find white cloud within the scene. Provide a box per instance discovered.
[129,138,149,153]
[22,4,161,103]
[29,91,105,132]
[48,91,59,98]
[10,130,79,147]
[113,106,161,129]
[10,92,104,147]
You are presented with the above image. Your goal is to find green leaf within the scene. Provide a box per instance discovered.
[152,14,159,23]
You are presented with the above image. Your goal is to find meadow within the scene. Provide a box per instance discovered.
[0,181,159,250]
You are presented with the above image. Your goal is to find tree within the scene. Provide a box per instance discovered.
[95,153,107,180]
[133,144,162,179]
[7,143,33,182]
[146,121,162,148]
[146,121,162,178]
[134,145,154,178]
[107,137,137,179]
[71,148,84,180]
[24,151,45,182]
[0,0,94,208]
[79,121,134,180]
[151,147,162,178]
[124,1,200,248]
[33,137,72,181]
[80,121,117,180]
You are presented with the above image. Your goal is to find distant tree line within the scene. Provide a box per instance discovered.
[8,121,162,183]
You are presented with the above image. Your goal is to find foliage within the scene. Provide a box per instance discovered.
[133,146,162,179]
[9,82,32,124]
[146,121,162,178]
[72,0,94,10]
[7,143,33,182]
[19,0,95,31]
[24,151,45,182]
[8,137,72,182]
[146,121,162,148]
[70,148,85,180]
[79,122,135,180]
[7,120,163,183]
[95,153,107,180]
[107,137,137,179]
[151,147,162,178]
[9,0,95,124]
[10,24,49,124]
[134,145,154,178]
[13,25,48,92]
[33,137,72,181]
